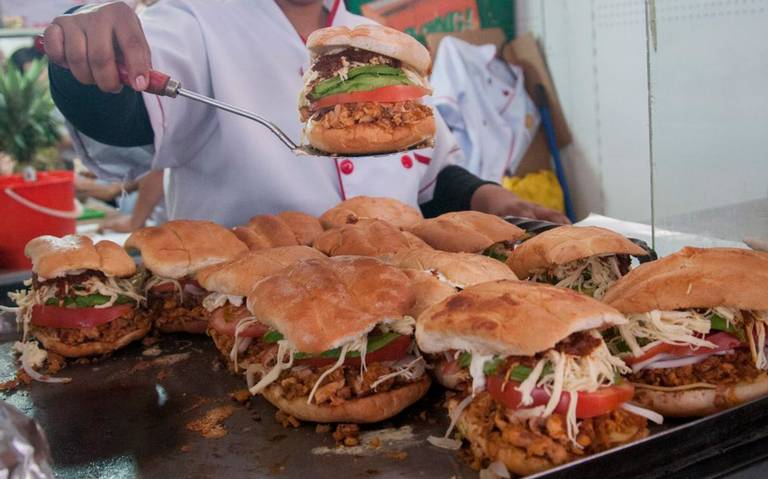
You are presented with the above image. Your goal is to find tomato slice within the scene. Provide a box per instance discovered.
[486,376,635,419]
[31,304,134,329]
[310,85,430,110]
[209,307,268,338]
[296,334,412,367]
[623,332,742,365]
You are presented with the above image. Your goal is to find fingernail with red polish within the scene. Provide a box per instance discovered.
[134,75,147,91]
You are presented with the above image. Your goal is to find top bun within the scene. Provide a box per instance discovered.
[382,248,517,288]
[125,220,247,279]
[234,212,323,250]
[307,24,431,75]
[313,219,425,256]
[416,280,626,357]
[409,211,524,253]
[402,269,456,318]
[26,235,136,280]
[320,196,423,230]
[603,247,768,314]
[247,256,415,353]
[508,226,647,278]
[196,246,326,296]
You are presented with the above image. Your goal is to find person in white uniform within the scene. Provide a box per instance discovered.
[44,0,568,226]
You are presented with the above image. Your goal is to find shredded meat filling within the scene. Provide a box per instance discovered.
[209,328,277,373]
[315,101,432,130]
[632,349,761,387]
[273,362,417,405]
[146,291,207,333]
[555,331,603,356]
[32,311,149,346]
[459,393,647,471]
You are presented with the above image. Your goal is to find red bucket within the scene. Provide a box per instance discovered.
[0,171,78,271]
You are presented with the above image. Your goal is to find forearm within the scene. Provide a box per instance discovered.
[49,63,154,147]
[419,165,496,218]
[130,170,165,227]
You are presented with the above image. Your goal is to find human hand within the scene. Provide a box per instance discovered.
[98,213,143,233]
[44,1,151,93]
[470,184,571,224]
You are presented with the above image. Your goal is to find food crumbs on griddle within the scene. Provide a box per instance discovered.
[142,346,163,357]
[181,395,209,413]
[315,424,331,434]
[366,469,379,476]
[45,353,66,374]
[142,335,161,347]
[229,389,251,404]
[0,376,20,391]
[387,450,408,461]
[179,444,191,453]
[16,369,32,385]
[333,423,360,446]
[275,410,300,428]
[368,437,381,449]
[186,405,235,439]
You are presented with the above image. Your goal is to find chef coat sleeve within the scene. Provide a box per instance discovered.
[418,110,496,217]
[139,0,217,170]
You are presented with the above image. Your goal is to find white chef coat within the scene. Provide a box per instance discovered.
[114,0,463,226]
[430,37,539,182]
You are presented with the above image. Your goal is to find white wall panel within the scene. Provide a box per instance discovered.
[516,0,652,222]
[649,0,768,220]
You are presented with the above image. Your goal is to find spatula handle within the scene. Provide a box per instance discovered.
[34,35,178,96]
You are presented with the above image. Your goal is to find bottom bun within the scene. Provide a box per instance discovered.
[633,373,768,417]
[262,376,430,423]
[450,393,647,477]
[307,116,435,155]
[34,315,151,358]
[453,399,555,477]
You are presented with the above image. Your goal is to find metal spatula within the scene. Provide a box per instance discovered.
[35,37,428,158]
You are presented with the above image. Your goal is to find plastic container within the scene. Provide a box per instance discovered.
[0,171,77,271]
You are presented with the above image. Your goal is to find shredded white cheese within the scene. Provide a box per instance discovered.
[229,316,261,373]
[369,355,425,390]
[249,340,296,395]
[13,341,71,384]
[621,402,664,424]
[515,332,630,447]
[307,342,352,405]
[469,353,494,395]
[530,255,623,299]
[143,275,183,299]
[379,316,415,336]
[618,309,716,357]
[747,312,768,370]
[202,292,243,312]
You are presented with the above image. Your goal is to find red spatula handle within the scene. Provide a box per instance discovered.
[34,35,177,96]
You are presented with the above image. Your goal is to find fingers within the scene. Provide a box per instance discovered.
[86,27,121,92]
[534,206,571,224]
[46,3,150,92]
[113,12,151,91]
[60,21,93,85]
[43,23,66,67]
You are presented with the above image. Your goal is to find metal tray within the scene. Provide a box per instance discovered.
[3,325,768,479]
[1,221,764,478]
